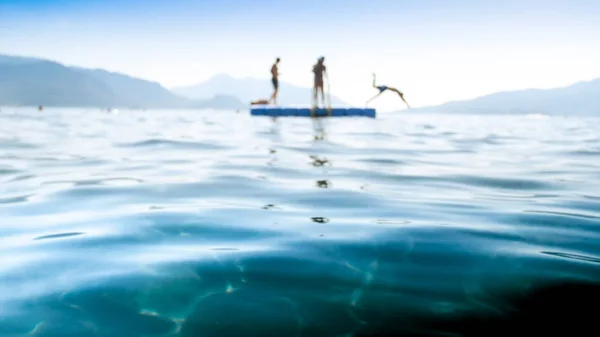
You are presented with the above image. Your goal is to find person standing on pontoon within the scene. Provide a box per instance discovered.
[269,57,281,104]
[366,73,410,108]
[312,56,327,108]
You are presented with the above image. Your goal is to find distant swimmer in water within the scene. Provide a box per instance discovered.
[366,73,410,108]
[251,99,270,105]
[269,57,281,105]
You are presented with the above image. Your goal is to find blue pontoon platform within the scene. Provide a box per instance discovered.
[250,106,376,118]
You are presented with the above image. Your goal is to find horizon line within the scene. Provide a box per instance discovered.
[2,52,599,109]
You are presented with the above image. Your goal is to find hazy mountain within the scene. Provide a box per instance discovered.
[193,94,247,110]
[5,53,597,114]
[0,54,53,65]
[0,56,117,107]
[412,78,600,115]
[0,54,245,110]
[172,73,349,106]
[73,67,191,108]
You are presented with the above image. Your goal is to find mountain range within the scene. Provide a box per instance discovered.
[0,54,348,110]
[171,73,349,106]
[1,53,598,115]
[0,54,246,110]
[410,78,600,115]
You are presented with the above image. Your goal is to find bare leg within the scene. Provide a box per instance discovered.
[320,85,325,107]
[269,88,278,105]
[366,92,383,105]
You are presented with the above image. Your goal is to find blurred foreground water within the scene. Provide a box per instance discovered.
[1,107,599,336]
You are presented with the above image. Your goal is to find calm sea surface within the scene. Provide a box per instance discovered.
[1,107,600,336]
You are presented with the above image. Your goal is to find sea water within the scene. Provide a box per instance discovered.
[1,107,599,336]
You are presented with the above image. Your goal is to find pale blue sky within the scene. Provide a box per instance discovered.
[1,0,599,110]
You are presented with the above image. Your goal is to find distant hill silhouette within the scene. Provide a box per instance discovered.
[412,78,600,115]
[193,94,249,110]
[0,56,116,107]
[72,67,192,109]
[0,54,246,110]
[4,53,598,114]
[171,73,349,106]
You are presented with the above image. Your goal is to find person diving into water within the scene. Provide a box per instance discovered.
[366,73,410,108]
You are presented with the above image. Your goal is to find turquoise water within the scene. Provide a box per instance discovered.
[1,107,600,336]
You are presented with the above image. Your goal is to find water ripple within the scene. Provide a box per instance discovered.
[1,108,600,336]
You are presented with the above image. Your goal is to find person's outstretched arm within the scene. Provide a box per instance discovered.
[401,97,410,108]
[399,94,410,108]
[389,88,410,108]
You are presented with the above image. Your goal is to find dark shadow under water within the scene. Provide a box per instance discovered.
[2,261,599,337]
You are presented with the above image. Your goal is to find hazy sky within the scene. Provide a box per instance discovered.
[1,0,599,110]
